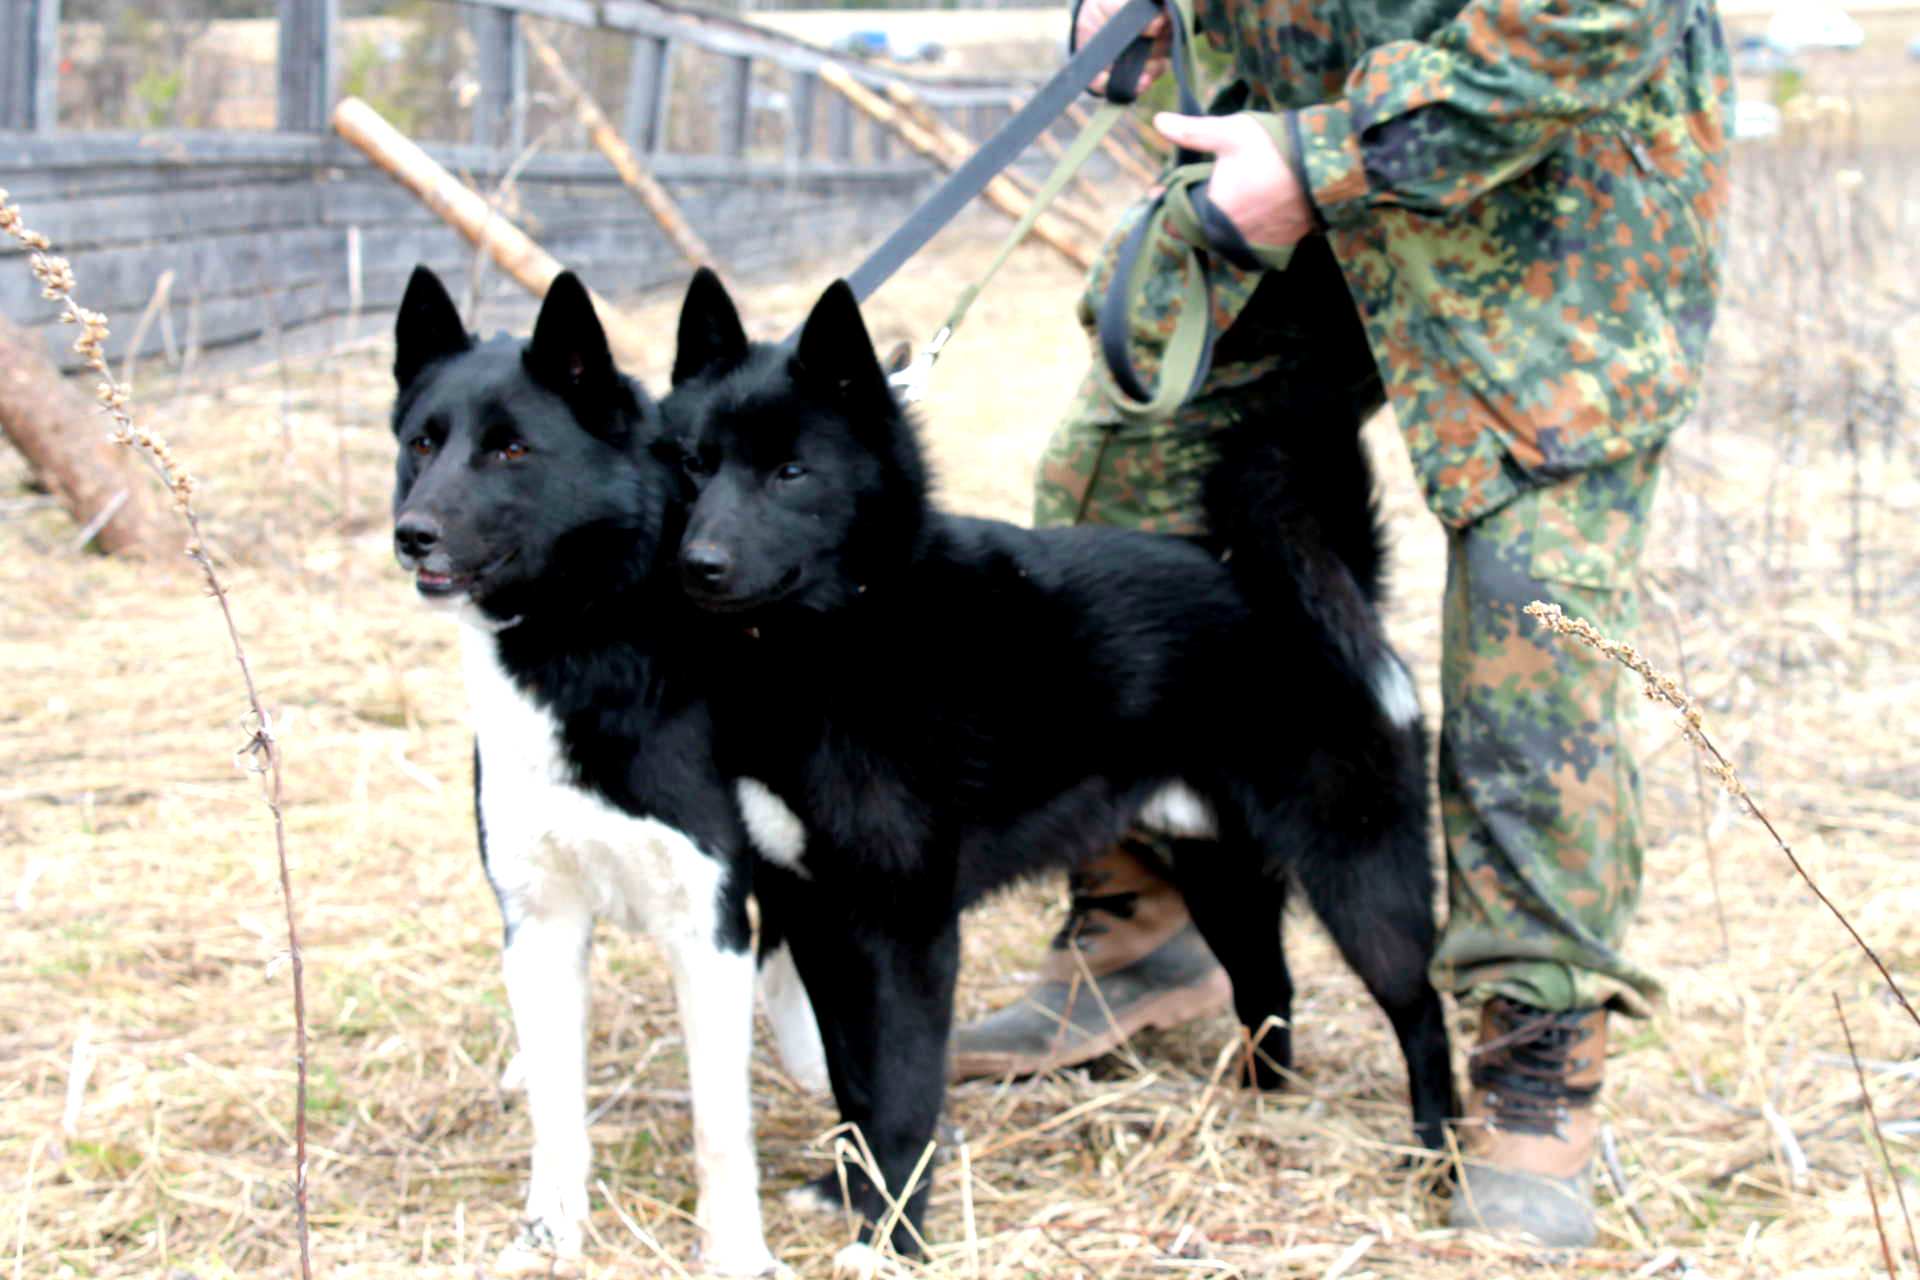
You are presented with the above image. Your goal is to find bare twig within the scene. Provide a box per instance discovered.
[0,186,313,1280]
[1836,993,1919,1273]
[1527,601,1920,1032]
[1646,580,1731,955]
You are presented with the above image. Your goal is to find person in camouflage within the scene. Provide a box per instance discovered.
[951,0,1732,1247]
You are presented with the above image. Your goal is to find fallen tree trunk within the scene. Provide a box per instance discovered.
[0,313,170,559]
[331,96,652,358]
[520,20,721,278]
[817,64,1094,272]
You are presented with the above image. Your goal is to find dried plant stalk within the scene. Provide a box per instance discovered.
[0,186,313,1279]
[1526,600,1919,1033]
[1835,993,1919,1272]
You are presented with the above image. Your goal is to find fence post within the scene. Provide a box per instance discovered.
[0,0,59,132]
[828,89,853,162]
[277,0,339,133]
[470,8,526,150]
[726,54,753,157]
[786,71,817,162]
[622,34,676,155]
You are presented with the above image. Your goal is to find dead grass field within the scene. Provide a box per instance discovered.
[6,113,1920,1279]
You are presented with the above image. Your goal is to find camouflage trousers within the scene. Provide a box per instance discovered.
[1035,230,1664,1016]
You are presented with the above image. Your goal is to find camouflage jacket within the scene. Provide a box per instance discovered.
[1193,0,1734,525]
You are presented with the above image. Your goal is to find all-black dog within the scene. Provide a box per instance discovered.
[662,269,1457,1265]
[388,266,825,1276]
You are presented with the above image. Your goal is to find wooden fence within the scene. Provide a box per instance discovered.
[0,0,1033,371]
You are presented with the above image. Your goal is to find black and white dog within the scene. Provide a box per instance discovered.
[662,270,1457,1267]
[387,266,822,1276]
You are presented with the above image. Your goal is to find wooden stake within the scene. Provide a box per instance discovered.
[519,20,720,277]
[1031,125,1119,218]
[1065,100,1157,185]
[881,84,1108,238]
[816,64,1093,272]
[330,96,652,357]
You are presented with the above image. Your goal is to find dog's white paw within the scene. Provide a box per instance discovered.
[781,1177,841,1218]
[831,1242,889,1280]
[783,1055,833,1097]
[494,1219,583,1276]
[697,1236,787,1277]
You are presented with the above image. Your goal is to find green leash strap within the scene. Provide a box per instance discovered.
[891,101,1129,404]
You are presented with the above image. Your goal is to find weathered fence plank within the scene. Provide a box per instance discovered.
[789,72,818,161]
[829,94,854,163]
[727,56,754,158]
[469,5,528,151]
[622,36,673,155]
[0,0,60,133]
[278,0,340,133]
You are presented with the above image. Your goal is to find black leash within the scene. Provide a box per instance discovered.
[836,0,1164,311]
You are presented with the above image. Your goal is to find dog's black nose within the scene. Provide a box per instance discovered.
[681,541,733,589]
[394,513,442,560]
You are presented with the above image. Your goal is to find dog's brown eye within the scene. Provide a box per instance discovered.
[498,440,529,462]
[410,436,434,457]
[775,462,807,482]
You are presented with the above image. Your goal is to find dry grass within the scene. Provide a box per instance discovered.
[6,124,1920,1280]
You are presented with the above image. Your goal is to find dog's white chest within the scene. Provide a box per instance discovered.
[458,623,722,937]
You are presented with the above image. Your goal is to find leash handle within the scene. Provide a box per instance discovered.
[1090,0,1224,422]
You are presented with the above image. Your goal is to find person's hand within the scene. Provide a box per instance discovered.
[1154,113,1315,249]
[1076,0,1169,97]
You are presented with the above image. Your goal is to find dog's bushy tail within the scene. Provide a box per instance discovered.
[1199,385,1404,721]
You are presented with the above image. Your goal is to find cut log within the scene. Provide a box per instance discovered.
[0,312,170,559]
[882,84,1108,239]
[1065,101,1158,186]
[519,20,721,277]
[330,96,653,358]
[816,64,1093,272]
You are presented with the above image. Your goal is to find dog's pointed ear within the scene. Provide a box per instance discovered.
[394,265,471,390]
[525,271,614,394]
[672,267,748,386]
[793,280,890,408]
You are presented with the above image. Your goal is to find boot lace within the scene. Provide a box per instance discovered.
[1468,998,1601,1138]
[1049,867,1137,950]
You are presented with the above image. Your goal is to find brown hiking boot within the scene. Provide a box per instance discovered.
[1449,996,1608,1248]
[949,839,1232,1081]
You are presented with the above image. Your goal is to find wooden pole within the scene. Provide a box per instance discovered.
[330,96,653,357]
[816,65,1092,272]
[0,313,170,559]
[882,83,1107,238]
[1065,100,1157,185]
[1031,124,1119,215]
[519,20,721,276]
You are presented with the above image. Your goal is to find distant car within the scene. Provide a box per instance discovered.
[1767,0,1865,51]
[833,30,890,59]
[830,29,944,64]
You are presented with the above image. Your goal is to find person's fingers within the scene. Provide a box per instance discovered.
[1152,112,1237,153]
[1090,46,1167,95]
[1078,2,1170,53]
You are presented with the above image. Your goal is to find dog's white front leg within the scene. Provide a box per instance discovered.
[499,909,594,1266]
[667,937,778,1276]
